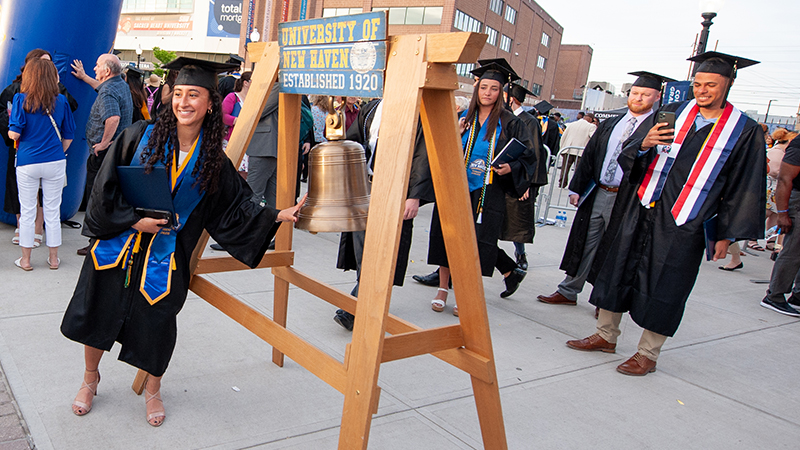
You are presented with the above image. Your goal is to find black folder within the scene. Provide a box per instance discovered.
[116,165,175,227]
[491,138,527,168]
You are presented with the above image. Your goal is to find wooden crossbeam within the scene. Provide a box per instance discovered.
[381,325,464,363]
[191,276,348,393]
[194,251,294,274]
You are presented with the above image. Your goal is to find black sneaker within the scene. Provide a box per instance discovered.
[500,268,527,298]
[788,295,800,309]
[515,252,528,271]
[760,297,800,317]
[334,311,355,331]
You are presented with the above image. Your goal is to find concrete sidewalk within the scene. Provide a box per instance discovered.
[0,199,798,449]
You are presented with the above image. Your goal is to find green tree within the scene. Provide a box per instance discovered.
[151,46,177,77]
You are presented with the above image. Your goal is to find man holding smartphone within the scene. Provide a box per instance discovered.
[537,72,666,308]
[567,52,766,376]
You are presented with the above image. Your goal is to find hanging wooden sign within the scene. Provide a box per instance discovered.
[278,11,387,97]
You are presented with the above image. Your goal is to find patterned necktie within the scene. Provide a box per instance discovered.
[602,116,637,185]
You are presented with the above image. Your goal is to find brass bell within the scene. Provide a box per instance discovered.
[295,103,370,232]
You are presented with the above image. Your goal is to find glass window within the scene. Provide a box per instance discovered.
[522,80,529,88]
[388,7,406,24]
[504,6,516,24]
[121,0,193,13]
[456,63,475,78]
[489,0,503,15]
[423,7,443,25]
[531,83,542,97]
[405,7,424,25]
[537,55,546,69]
[454,10,482,33]
[485,26,498,46]
[541,32,550,47]
[500,35,512,52]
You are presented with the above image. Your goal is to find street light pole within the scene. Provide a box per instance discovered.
[765,99,777,124]
[136,44,142,69]
[691,12,717,76]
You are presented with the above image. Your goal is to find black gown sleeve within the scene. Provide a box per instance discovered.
[568,122,605,194]
[498,113,535,198]
[408,123,434,204]
[58,82,79,112]
[716,123,767,240]
[0,83,18,148]
[83,121,149,240]
[204,160,282,268]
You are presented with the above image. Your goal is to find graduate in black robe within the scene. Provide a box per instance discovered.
[426,60,535,313]
[333,98,434,330]
[567,52,766,376]
[61,58,306,425]
[500,83,547,270]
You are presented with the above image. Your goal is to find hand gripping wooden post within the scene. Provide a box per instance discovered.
[131,32,507,449]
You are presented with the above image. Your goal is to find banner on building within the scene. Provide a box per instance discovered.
[664,81,692,105]
[207,0,243,38]
[118,14,193,37]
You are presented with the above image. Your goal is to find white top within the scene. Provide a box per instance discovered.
[560,119,597,155]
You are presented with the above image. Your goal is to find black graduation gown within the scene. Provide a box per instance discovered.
[501,109,545,243]
[428,108,535,276]
[587,102,766,337]
[559,112,655,276]
[542,116,561,156]
[61,121,281,376]
[2,81,78,214]
[336,99,434,286]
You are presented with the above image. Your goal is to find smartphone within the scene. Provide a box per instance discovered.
[657,111,676,144]
[135,208,173,228]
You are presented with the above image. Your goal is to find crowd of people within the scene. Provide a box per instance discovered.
[1,45,796,427]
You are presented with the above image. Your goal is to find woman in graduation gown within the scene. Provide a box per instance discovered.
[426,61,534,314]
[61,58,305,426]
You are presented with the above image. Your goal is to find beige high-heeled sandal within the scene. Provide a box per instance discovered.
[145,377,165,427]
[72,369,100,416]
[431,288,448,312]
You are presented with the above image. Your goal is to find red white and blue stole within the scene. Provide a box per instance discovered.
[637,100,747,226]
[91,125,205,305]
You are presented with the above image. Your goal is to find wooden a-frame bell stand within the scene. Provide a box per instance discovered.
[131,31,507,449]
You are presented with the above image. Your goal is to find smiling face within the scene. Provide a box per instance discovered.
[172,85,212,128]
[478,79,502,108]
[693,72,729,110]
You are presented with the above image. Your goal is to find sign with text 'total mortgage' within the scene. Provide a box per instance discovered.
[278,11,387,97]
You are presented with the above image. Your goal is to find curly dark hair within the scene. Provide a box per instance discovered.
[140,89,227,194]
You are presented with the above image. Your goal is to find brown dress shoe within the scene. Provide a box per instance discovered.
[76,244,91,256]
[537,291,577,305]
[616,352,657,376]
[566,334,616,353]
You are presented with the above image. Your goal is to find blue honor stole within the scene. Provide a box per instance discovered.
[461,111,501,223]
[91,125,206,305]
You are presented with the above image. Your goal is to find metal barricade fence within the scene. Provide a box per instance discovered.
[536,145,585,224]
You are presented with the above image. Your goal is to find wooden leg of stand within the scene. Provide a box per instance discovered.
[271,278,289,367]
[131,369,148,395]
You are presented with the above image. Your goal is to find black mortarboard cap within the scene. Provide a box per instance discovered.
[125,66,144,82]
[506,82,535,103]
[628,71,676,90]
[472,58,520,85]
[163,57,240,92]
[112,49,122,56]
[534,100,554,115]
[687,51,759,80]
[227,54,244,65]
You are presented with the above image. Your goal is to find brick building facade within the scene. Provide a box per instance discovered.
[310,0,564,105]
[551,44,592,110]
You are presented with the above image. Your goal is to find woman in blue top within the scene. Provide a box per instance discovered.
[9,59,75,270]
[426,60,535,314]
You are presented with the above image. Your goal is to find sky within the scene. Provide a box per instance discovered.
[535,0,800,118]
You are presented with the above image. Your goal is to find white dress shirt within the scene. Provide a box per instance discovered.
[599,109,653,187]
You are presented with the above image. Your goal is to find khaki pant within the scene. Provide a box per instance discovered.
[596,309,667,361]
